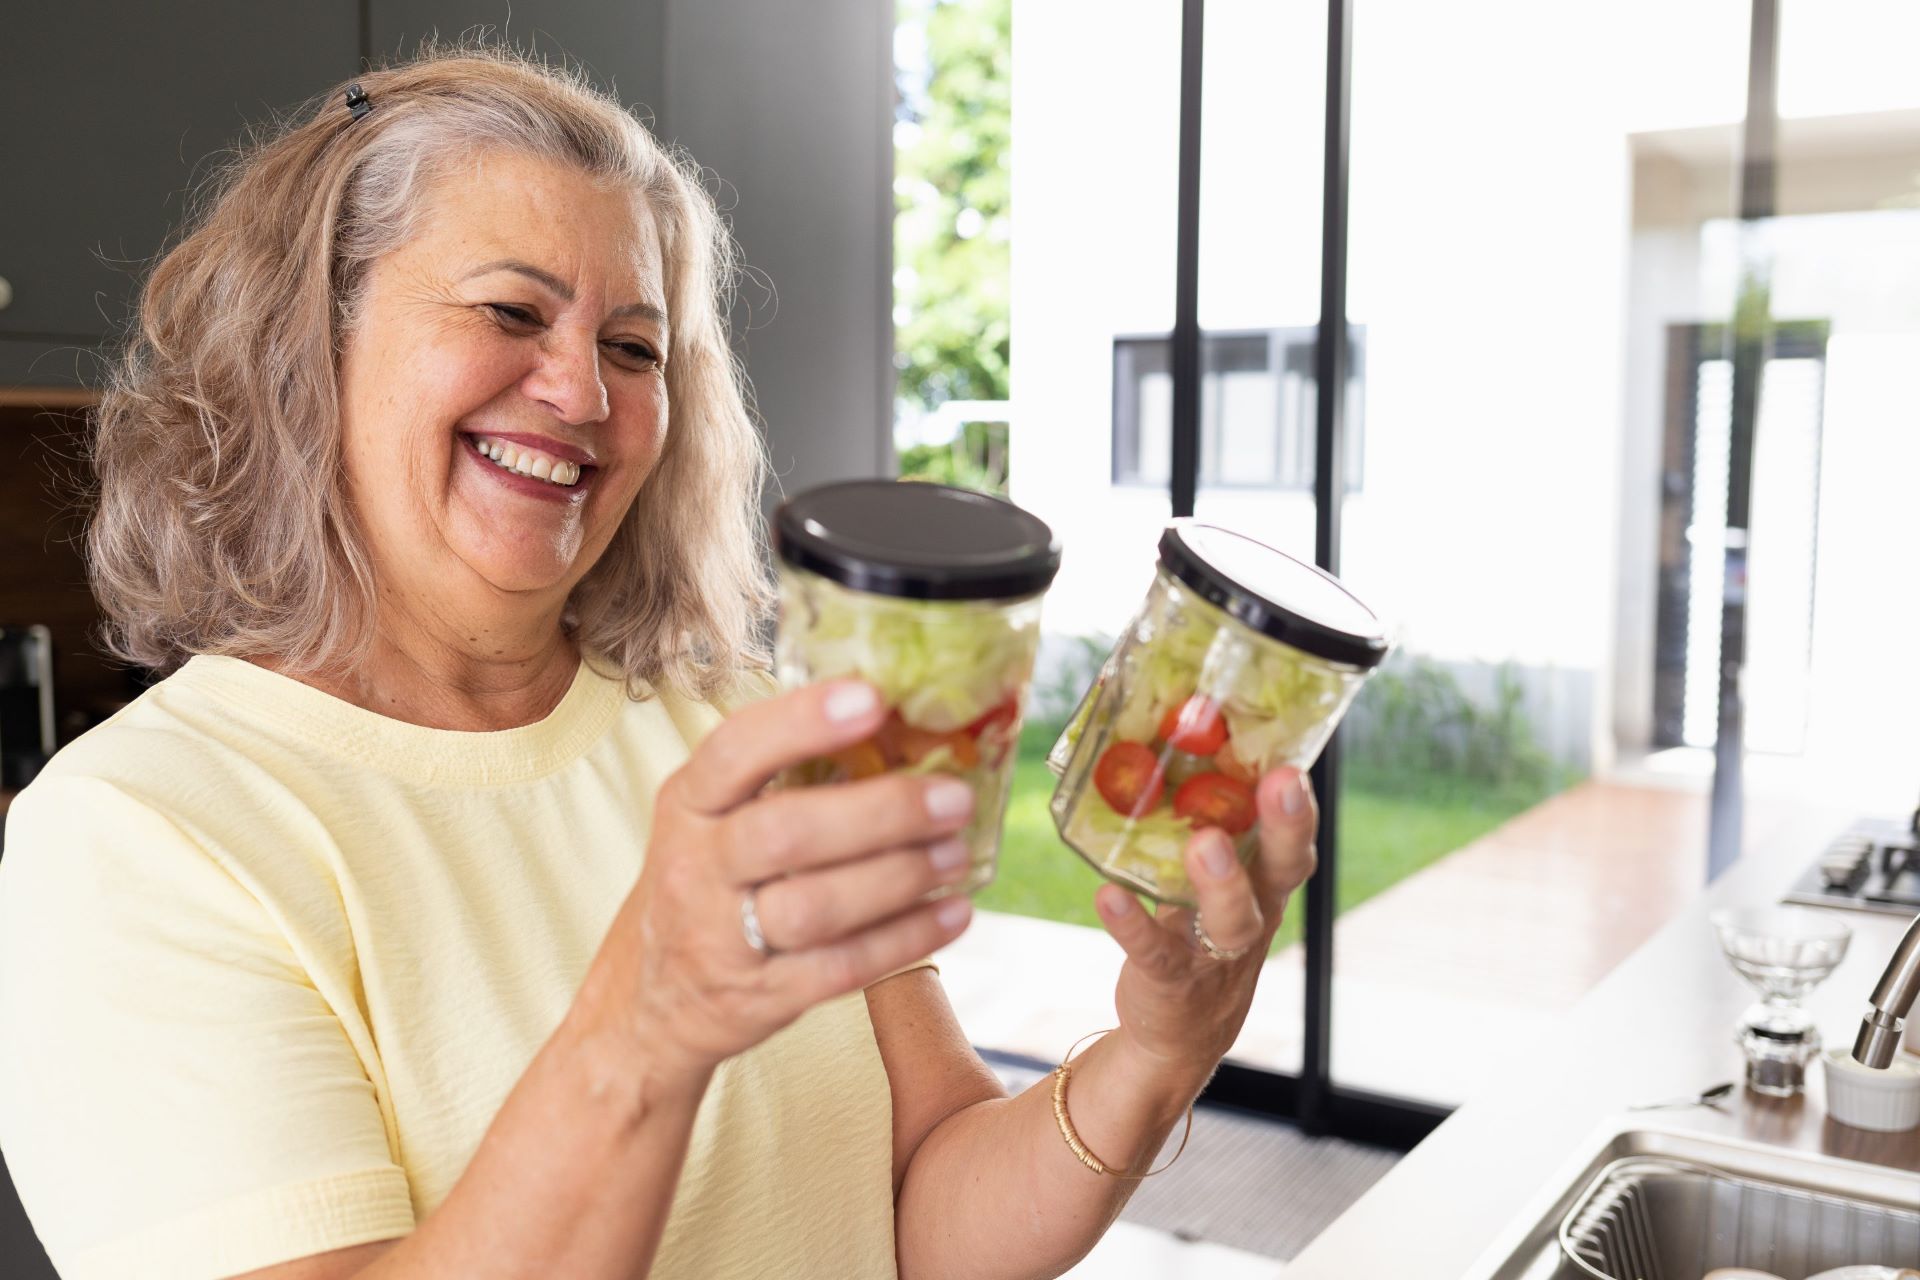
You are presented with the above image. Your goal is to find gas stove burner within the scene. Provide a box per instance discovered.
[1868,839,1918,906]
[1783,817,1920,917]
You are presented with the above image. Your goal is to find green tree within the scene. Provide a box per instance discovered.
[894,0,1010,421]
[897,419,1009,493]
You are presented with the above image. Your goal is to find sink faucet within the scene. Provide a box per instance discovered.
[1852,911,1920,1067]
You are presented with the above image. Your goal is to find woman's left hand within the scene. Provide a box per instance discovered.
[1094,766,1319,1087]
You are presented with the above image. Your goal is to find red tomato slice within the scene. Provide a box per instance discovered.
[964,697,1021,741]
[1157,695,1229,756]
[1093,741,1166,817]
[1171,771,1258,835]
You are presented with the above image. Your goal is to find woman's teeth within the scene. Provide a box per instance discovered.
[469,436,582,487]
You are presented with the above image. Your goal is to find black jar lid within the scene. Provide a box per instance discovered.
[774,480,1062,601]
[1158,521,1390,669]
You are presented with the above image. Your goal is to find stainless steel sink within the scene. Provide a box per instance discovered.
[1464,1127,1920,1280]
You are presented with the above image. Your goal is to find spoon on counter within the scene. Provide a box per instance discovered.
[1627,1081,1736,1111]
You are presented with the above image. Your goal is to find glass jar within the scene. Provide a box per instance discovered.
[1048,521,1390,908]
[772,480,1060,896]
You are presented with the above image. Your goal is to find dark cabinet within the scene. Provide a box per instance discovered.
[0,3,359,383]
[0,3,679,389]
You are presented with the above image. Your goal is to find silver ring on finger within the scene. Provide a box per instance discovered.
[1191,912,1250,962]
[740,886,775,958]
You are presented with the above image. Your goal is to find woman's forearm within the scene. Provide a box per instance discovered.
[355,984,711,1279]
[894,1030,1206,1280]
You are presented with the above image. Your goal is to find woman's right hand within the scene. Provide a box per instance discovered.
[573,679,978,1085]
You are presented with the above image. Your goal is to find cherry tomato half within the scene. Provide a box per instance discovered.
[1171,771,1258,835]
[1093,741,1167,817]
[964,697,1021,742]
[963,698,1021,765]
[1157,695,1229,756]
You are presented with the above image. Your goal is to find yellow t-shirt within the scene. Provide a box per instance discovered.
[0,654,917,1279]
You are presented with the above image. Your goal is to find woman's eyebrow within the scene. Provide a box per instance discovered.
[464,259,667,326]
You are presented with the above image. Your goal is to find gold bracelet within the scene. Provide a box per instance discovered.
[1050,1028,1195,1179]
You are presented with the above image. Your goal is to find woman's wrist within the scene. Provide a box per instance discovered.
[1101,1027,1214,1118]
[551,1010,713,1134]
[563,955,717,1111]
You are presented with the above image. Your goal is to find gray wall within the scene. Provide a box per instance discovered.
[660,0,896,497]
[378,0,896,498]
[3,0,896,490]
[367,0,669,125]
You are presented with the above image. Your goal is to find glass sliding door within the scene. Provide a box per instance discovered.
[944,0,1183,1062]
[1328,0,1753,1105]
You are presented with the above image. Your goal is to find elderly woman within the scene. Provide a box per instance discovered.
[0,48,1317,1280]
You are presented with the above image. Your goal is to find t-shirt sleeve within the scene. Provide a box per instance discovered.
[0,775,414,1280]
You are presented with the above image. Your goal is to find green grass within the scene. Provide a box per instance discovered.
[974,740,1564,955]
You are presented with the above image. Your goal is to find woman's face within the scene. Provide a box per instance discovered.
[337,149,670,610]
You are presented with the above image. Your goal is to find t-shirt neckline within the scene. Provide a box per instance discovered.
[175,653,628,785]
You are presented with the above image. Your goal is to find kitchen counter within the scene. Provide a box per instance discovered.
[1282,799,1920,1279]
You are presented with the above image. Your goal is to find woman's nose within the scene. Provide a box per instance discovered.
[522,331,610,425]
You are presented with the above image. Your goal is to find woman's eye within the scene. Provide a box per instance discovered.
[605,340,662,368]
[485,303,541,327]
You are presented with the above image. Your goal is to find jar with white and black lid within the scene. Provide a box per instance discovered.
[772,480,1061,895]
[1048,521,1390,908]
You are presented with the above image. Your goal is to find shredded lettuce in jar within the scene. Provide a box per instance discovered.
[1108,578,1348,774]
[1061,797,1195,895]
[786,574,1036,732]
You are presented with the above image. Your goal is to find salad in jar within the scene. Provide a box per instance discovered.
[1049,523,1389,908]
[773,480,1060,896]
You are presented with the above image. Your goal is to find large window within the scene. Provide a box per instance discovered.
[1111,329,1365,491]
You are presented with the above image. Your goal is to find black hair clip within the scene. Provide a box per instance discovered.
[345,83,372,121]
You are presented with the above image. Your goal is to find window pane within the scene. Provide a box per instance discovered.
[1330,0,1751,1105]
[938,0,1182,1070]
[1192,0,1328,570]
[1217,368,1278,485]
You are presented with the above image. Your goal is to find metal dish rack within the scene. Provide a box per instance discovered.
[1558,1156,1920,1280]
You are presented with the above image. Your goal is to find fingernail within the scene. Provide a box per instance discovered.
[928,837,969,873]
[1281,772,1307,816]
[925,779,975,821]
[937,899,971,930]
[1099,889,1133,918]
[824,682,879,722]
[1201,832,1236,878]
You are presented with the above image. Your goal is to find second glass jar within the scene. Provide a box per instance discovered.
[1049,522,1390,908]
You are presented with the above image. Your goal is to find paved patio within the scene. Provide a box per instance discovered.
[937,772,1823,1103]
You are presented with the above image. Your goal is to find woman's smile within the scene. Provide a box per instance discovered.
[459,431,598,503]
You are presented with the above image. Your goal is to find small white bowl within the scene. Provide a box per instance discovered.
[1822,1048,1920,1132]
